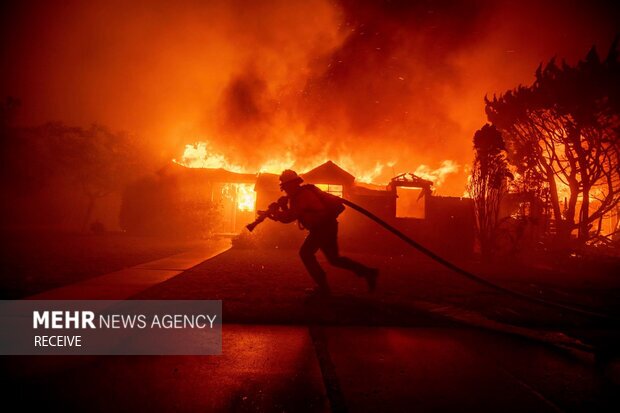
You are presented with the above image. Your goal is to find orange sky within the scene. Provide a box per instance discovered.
[1,0,618,194]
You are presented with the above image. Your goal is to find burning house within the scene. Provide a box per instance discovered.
[125,159,475,257]
[167,164,258,235]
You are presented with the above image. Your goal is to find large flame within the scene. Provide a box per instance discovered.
[174,142,245,172]
[174,141,460,211]
[221,183,257,212]
[236,184,256,212]
[174,142,295,175]
[414,160,460,188]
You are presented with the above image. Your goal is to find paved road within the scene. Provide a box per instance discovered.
[26,239,231,300]
[4,324,617,412]
[4,247,619,412]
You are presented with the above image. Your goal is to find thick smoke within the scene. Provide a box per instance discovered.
[1,0,619,194]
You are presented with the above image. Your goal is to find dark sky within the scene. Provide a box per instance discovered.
[1,0,619,193]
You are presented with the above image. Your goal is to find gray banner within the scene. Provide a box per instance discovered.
[0,300,222,355]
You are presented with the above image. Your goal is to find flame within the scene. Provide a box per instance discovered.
[414,160,459,187]
[236,184,256,211]
[258,152,296,174]
[174,142,295,175]
[336,157,396,184]
[174,141,458,191]
[173,142,244,172]
[221,183,257,212]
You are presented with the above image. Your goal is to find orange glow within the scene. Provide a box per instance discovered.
[338,158,397,184]
[315,184,343,198]
[414,161,459,188]
[396,187,426,219]
[173,142,244,172]
[4,1,616,200]
[222,183,257,212]
[236,184,256,212]
[174,142,294,175]
[174,141,458,189]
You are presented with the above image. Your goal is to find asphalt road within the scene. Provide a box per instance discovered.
[3,246,619,412]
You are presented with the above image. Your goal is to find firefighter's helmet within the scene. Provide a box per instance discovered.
[279,169,303,187]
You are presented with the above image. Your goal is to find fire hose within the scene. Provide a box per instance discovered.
[247,197,616,322]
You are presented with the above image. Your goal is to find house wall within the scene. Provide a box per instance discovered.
[250,167,476,258]
[339,192,474,258]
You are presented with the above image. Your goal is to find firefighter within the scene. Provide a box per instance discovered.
[269,169,379,297]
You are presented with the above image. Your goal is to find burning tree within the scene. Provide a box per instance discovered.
[485,41,620,246]
[468,124,511,257]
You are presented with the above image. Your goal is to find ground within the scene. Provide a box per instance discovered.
[2,236,619,412]
[0,231,212,298]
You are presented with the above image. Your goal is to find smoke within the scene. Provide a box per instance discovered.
[1,0,618,194]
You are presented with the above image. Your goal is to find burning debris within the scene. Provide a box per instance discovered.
[167,147,475,257]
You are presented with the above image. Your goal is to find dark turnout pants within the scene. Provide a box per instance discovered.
[299,220,371,290]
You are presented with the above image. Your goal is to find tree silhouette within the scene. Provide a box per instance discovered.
[468,124,511,257]
[49,123,140,231]
[485,40,620,245]
[1,120,141,231]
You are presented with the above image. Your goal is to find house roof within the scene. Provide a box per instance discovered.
[170,163,257,183]
[389,172,432,189]
[302,161,355,186]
